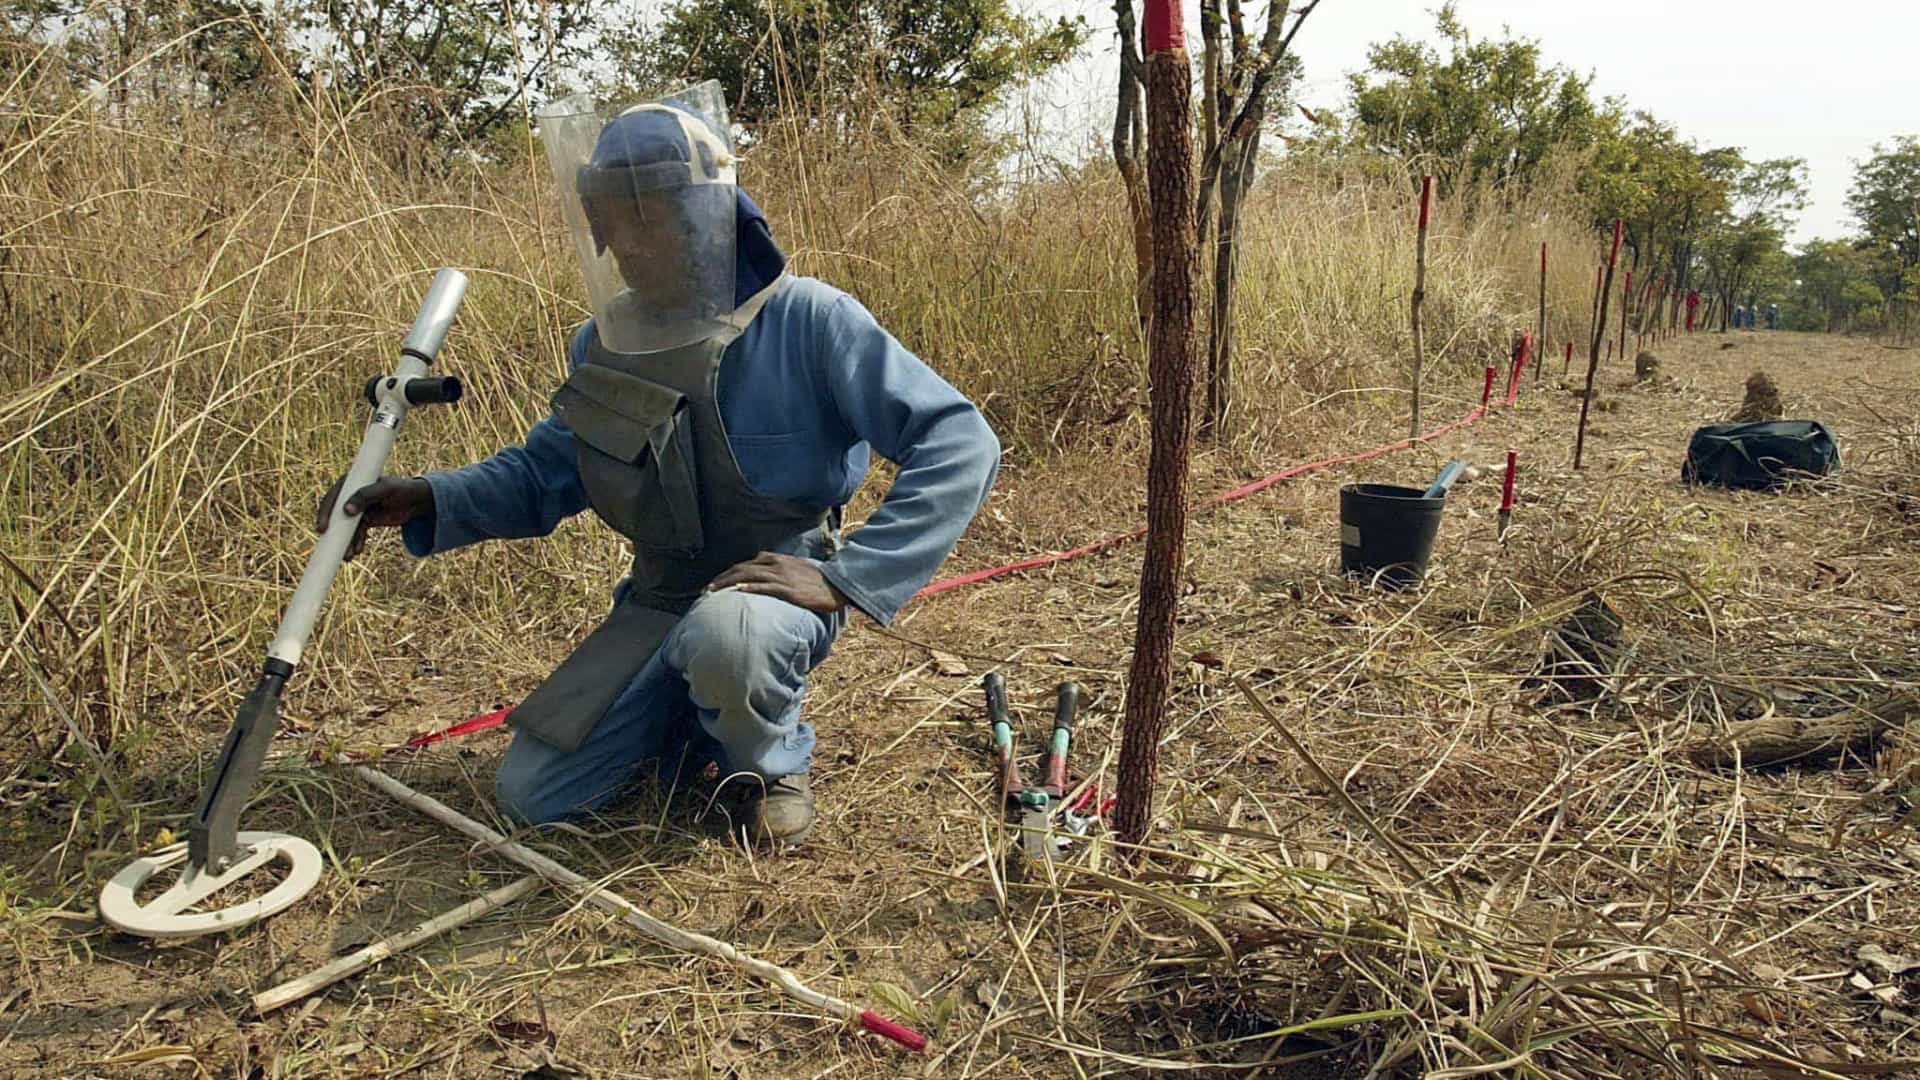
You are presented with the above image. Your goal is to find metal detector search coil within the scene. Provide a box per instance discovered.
[100,269,469,940]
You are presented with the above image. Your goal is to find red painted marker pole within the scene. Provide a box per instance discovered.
[1497,449,1517,541]
[1588,264,1604,359]
[1505,333,1530,405]
[1563,339,1573,377]
[1482,364,1496,409]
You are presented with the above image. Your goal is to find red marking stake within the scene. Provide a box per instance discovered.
[1563,340,1573,375]
[1505,334,1531,405]
[1482,365,1497,408]
[860,1011,929,1052]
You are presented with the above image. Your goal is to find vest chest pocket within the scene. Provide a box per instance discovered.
[553,365,705,557]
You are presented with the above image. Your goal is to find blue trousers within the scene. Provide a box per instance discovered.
[495,590,842,824]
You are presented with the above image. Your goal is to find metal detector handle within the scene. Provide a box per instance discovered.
[401,268,468,361]
[267,269,468,669]
[1042,682,1080,794]
[1422,461,1467,500]
[983,672,1019,799]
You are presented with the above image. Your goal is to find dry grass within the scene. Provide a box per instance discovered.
[3,53,1918,1080]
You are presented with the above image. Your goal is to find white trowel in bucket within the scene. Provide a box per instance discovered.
[99,270,470,939]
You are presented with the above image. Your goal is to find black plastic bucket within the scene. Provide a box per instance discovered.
[1339,483,1445,590]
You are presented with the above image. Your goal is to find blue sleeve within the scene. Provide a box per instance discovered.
[402,327,594,556]
[811,294,999,625]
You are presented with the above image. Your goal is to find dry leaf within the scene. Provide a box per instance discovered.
[1739,992,1791,1025]
[930,651,969,677]
[1190,650,1224,670]
[1765,856,1823,881]
[1859,944,1920,976]
[1850,971,1901,1006]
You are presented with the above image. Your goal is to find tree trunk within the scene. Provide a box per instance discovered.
[1615,270,1630,362]
[1121,164,1154,340]
[1204,118,1259,437]
[1113,0,1153,339]
[1112,22,1198,850]
[1575,221,1622,470]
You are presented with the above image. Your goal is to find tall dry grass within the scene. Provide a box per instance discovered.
[1,55,1610,768]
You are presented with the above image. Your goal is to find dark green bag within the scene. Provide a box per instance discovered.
[1681,420,1839,490]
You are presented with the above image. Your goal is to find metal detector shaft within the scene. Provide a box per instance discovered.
[189,269,468,871]
[269,268,467,667]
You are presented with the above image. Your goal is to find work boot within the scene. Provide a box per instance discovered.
[715,772,815,849]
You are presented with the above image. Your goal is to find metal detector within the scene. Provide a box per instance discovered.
[99,270,471,939]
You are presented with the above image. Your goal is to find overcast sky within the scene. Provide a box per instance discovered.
[1012,0,1916,244]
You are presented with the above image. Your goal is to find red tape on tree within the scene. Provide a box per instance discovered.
[1144,0,1184,51]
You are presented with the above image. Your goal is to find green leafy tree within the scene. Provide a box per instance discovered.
[1696,157,1806,328]
[6,0,293,106]
[1846,136,1920,299]
[1578,108,1746,313]
[298,0,597,145]
[1347,3,1598,193]
[5,0,594,145]
[1788,239,1886,332]
[629,0,1086,136]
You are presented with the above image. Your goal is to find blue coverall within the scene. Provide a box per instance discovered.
[401,277,999,822]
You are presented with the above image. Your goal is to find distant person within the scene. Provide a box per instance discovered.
[1766,303,1779,330]
[1685,290,1701,332]
[1733,305,1747,329]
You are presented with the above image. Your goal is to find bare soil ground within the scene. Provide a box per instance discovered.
[5,331,1919,1078]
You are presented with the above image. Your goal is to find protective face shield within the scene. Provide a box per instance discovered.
[538,81,737,354]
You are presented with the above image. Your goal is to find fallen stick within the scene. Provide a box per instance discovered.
[351,765,928,1051]
[1684,692,1919,770]
[253,875,545,1014]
